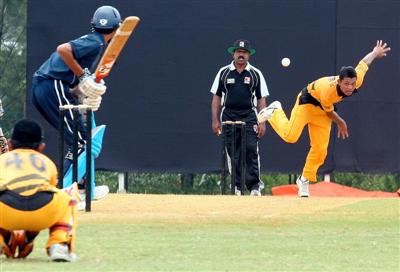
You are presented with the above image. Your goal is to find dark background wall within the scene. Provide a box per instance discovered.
[27,0,400,174]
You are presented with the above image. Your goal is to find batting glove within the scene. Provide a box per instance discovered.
[79,76,107,98]
[82,96,102,111]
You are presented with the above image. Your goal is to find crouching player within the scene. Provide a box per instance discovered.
[0,119,78,262]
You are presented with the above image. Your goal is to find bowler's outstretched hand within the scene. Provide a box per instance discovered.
[373,40,391,58]
[362,40,391,65]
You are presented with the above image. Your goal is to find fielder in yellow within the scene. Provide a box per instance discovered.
[0,119,78,262]
[257,40,390,197]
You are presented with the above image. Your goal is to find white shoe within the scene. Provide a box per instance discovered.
[296,176,310,197]
[93,185,109,200]
[77,201,86,211]
[257,101,282,123]
[250,189,261,196]
[234,186,242,196]
[250,181,264,196]
[49,244,77,262]
[79,185,109,201]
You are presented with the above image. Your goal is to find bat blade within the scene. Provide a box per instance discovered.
[95,16,140,82]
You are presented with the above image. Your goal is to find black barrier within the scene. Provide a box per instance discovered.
[26,0,400,174]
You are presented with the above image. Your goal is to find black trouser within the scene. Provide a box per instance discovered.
[31,77,86,175]
[221,108,263,191]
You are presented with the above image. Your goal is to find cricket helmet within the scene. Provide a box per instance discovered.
[91,5,121,30]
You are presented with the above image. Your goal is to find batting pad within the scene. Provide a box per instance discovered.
[63,125,106,199]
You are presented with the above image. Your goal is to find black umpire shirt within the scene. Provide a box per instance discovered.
[210,62,269,111]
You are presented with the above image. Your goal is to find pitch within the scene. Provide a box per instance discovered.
[2,194,399,271]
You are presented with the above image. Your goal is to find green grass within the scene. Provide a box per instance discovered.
[1,198,399,272]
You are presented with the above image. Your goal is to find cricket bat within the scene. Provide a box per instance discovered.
[94,16,140,82]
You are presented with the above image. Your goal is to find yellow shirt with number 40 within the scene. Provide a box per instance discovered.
[0,148,58,196]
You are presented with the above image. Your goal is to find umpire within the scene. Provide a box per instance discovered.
[210,39,269,196]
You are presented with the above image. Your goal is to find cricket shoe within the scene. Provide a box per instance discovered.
[77,201,86,211]
[234,186,242,196]
[296,176,310,197]
[257,101,282,123]
[250,189,261,196]
[49,243,77,262]
[250,181,265,196]
[79,185,109,201]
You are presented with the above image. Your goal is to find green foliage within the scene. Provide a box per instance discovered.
[0,0,27,137]
[95,171,400,194]
[94,172,303,195]
[262,172,400,194]
[332,172,400,192]
[95,171,223,195]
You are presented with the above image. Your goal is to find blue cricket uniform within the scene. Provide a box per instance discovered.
[32,32,106,174]
[32,32,105,147]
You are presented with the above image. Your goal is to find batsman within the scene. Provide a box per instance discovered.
[31,6,122,200]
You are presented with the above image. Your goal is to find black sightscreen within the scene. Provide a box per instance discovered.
[27,0,400,174]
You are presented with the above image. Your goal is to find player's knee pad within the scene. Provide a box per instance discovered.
[2,230,37,259]
[17,241,34,258]
[1,243,13,258]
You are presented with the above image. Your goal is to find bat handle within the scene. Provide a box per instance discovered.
[95,76,102,83]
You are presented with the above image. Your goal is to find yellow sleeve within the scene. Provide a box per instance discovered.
[355,61,369,89]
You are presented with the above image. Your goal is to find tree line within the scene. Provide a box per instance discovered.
[0,0,26,136]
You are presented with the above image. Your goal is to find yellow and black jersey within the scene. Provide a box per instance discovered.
[307,61,369,112]
[0,148,58,196]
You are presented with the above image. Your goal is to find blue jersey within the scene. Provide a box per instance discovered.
[34,32,105,87]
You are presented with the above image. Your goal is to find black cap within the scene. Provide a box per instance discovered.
[227,39,256,55]
[11,119,43,147]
